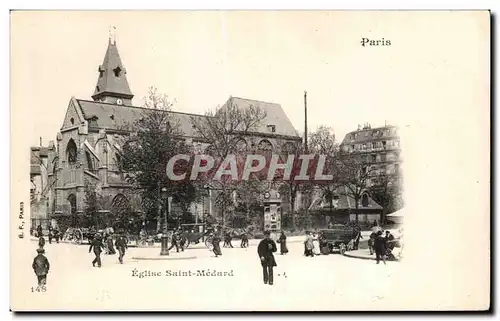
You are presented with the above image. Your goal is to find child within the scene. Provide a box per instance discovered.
[32,248,50,290]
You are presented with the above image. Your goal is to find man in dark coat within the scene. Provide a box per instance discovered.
[52,227,60,243]
[38,235,46,249]
[257,230,277,285]
[37,225,43,238]
[47,226,52,244]
[374,230,387,264]
[32,248,50,290]
[278,231,288,255]
[212,233,222,257]
[115,233,128,264]
[89,234,104,267]
[368,231,377,255]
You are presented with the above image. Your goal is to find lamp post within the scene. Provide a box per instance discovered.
[160,187,169,256]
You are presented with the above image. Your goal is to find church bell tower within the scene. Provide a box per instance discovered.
[92,36,134,106]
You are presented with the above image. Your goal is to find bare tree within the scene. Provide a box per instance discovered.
[338,154,375,223]
[190,99,267,227]
[308,126,342,215]
[369,173,403,224]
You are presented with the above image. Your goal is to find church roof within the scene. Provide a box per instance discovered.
[92,39,133,100]
[77,99,205,137]
[75,98,301,140]
[223,97,300,138]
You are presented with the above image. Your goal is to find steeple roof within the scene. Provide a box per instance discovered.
[92,38,133,100]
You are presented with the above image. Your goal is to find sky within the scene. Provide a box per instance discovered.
[10,11,463,147]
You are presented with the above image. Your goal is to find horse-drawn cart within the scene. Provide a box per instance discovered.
[319,226,357,255]
[62,227,97,245]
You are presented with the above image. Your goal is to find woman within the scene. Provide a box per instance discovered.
[278,231,288,255]
[304,231,314,257]
[106,234,116,255]
[312,232,321,255]
[212,233,222,257]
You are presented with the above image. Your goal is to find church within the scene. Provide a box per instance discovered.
[30,37,302,230]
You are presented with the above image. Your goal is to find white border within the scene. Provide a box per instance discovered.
[3,1,497,320]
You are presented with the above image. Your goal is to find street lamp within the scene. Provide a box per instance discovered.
[160,187,169,256]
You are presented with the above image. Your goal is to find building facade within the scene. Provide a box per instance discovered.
[31,38,301,230]
[340,123,402,185]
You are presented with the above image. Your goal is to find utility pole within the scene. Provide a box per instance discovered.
[304,91,308,153]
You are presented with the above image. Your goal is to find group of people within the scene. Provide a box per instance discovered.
[89,231,129,267]
[304,231,322,257]
[368,228,400,264]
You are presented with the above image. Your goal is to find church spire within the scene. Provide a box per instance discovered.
[92,34,133,106]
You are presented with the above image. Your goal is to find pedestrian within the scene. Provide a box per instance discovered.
[304,231,314,257]
[37,225,43,238]
[38,234,46,249]
[385,231,395,251]
[115,232,128,264]
[312,232,321,255]
[106,234,116,255]
[212,233,222,257]
[48,226,52,244]
[89,233,104,268]
[223,230,233,248]
[368,231,377,255]
[353,229,362,250]
[257,230,277,285]
[171,231,183,252]
[278,230,288,255]
[32,248,50,291]
[53,226,61,243]
[240,232,249,248]
[374,230,387,265]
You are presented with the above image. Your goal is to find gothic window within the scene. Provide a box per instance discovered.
[66,139,77,164]
[113,66,122,77]
[67,194,77,215]
[111,194,130,228]
[70,117,75,125]
[96,86,100,92]
[257,139,273,151]
[361,194,369,207]
[85,151,94,172]
[235,139,248,152]
[282,142,296,154]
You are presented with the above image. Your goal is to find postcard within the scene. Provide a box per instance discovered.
[10,10,490,311]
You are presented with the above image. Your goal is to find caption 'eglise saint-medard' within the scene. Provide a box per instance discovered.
[164,153,337,183]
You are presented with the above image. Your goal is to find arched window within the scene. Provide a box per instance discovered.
[257,139,273,151]
[111,194,130,228]
[235,139,247,152]
[66,139,77,164]
[361,194,369,207]
[67,194,77,215]
[85,151,94,172]
[282,142,296,154]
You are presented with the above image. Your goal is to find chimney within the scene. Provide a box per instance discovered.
[40,137,42,147]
